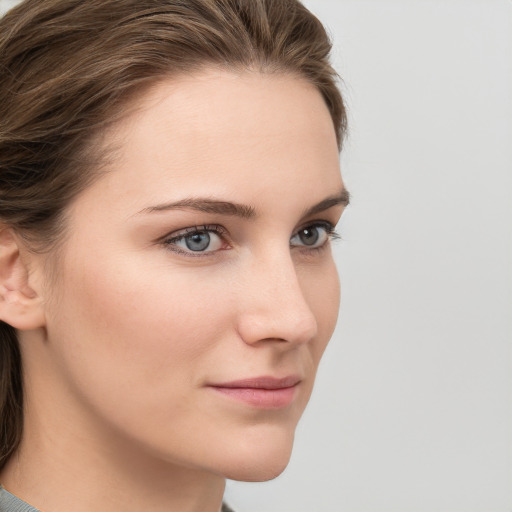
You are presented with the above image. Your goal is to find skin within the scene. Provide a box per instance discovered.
[0,69,347,512]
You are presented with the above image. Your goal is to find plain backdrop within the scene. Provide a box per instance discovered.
[1,1,510,511]
[226,2,512,511]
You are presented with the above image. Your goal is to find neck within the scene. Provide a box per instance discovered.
[1,407,226,512]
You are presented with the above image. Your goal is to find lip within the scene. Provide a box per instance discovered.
[208,376,301,409]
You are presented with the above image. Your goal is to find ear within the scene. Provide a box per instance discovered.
[0,227,46,330]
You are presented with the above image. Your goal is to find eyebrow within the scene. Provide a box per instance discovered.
[138,188,349,219]
[302,189,350,217]
[139,197,256,218]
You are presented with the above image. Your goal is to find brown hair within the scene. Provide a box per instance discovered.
[0,0,347,468]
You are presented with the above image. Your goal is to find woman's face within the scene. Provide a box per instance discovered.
[30,69,346,481]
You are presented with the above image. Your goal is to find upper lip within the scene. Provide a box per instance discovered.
[209,375,301,390]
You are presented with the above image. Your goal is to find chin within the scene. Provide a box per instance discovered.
[214,424,296,482]
[228,461,290,483]
[222,452,292,482]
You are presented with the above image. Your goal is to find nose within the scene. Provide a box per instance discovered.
[235,251,318,346]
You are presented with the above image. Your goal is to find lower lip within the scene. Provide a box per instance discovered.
[209,385,298,409]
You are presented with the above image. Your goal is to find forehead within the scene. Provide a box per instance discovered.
[77,68,342,215]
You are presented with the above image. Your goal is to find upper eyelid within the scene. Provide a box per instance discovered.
[163,224,227,241]
[293,219,335,234]
[164,220,335,240]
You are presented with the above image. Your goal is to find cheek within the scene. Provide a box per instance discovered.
[45,251,232,413]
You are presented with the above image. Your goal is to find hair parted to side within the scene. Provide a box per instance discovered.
[0,0,347,468]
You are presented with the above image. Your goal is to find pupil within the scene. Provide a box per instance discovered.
[185,232,210,251]
[299,227,319,246]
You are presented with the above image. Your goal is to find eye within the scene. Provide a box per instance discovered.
[164,225,227,255]
[290,222,336,249]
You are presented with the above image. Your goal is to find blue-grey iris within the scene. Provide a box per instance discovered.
[185,232,210,251]
[298,227,319,246]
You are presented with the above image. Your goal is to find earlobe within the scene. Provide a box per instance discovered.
[0,227,46,330]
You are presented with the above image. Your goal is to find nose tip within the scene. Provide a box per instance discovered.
[237,306,318,346]
[236,262,319,346]
[237,302,318,346]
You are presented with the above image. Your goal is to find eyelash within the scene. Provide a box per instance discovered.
[294,221,341,253]
[162,224,228,257]
[162,222,340,257]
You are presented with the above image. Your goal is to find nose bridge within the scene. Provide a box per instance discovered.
[236,248,318,345]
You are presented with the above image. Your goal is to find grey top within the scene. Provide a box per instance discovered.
[0,487,234,512]
[0,488,36,512]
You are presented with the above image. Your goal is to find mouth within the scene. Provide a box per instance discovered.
[207,376,301,409]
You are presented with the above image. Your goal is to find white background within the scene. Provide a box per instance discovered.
[1,1,510,511]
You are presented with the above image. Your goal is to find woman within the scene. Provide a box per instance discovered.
[0,1,349,511]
